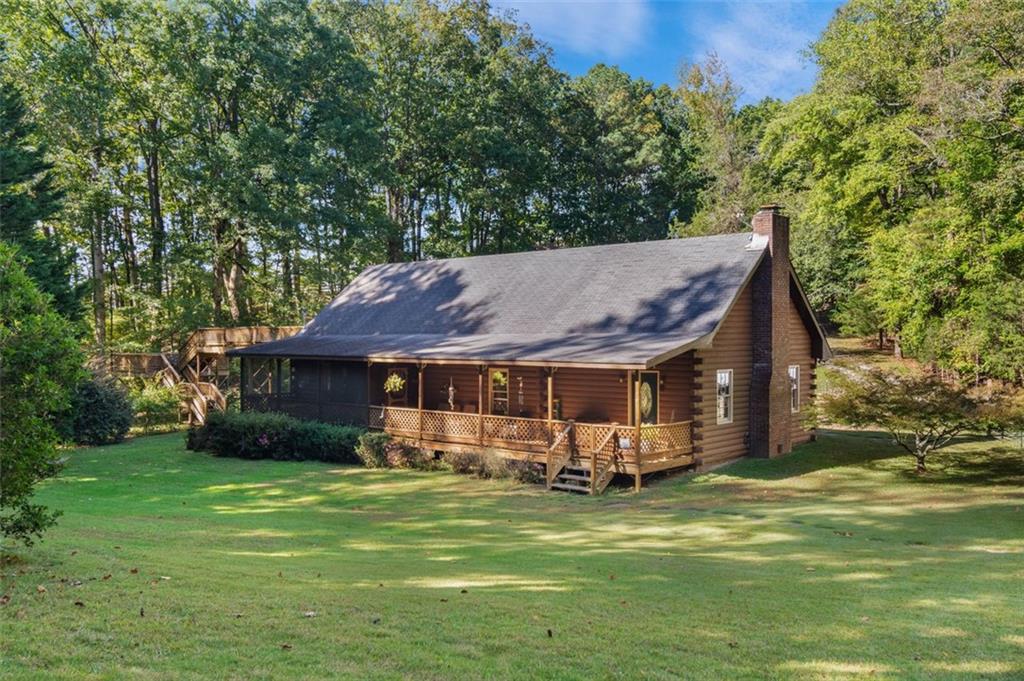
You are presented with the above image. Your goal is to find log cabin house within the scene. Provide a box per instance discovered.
[230,206,829,493]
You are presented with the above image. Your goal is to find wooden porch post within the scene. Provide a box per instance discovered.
[626,370,634,427]
[546,368,555,442]
[417,364,424,443]
[366,360,372,426]
[634,373,642,492]
[478,366,485,444]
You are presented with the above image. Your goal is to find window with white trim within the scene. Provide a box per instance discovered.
[788,365,800,413]
[716,369,733,424]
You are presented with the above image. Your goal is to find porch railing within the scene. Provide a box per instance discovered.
[638,421,695,460]
[368,405,693,464]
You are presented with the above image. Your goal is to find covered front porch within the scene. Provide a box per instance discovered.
[239,355,697,492]
[367,360,695,493]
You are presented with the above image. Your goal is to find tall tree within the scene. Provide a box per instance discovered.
[677,54,781,236]
[0,79,80,319]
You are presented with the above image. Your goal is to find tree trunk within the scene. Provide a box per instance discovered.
[915,453,927,473]
[122,205,139,288]
[222,232,246,323]
[91,208,106,349]
[385,186,405,262]
[145,118,164,297]
[212,218,226,324]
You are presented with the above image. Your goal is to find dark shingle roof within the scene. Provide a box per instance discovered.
[232,233,766,367]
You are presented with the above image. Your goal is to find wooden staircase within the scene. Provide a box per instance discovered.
[155,352,226,426]
[546,423,622,495]
[106,326,300,426]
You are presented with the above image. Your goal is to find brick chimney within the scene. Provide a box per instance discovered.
[749,204,792,458]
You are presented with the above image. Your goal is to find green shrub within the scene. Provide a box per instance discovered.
[443,450,483,475]
[130,380,180,433]
[0,243,86,546]
[188,411,363,464]
[506,460,545,484]
[480,449,512,479]
[63,377,134,445]
[355,432,391,468]
[441,449,539,482]
[385,441,430,469]
[356,432,430,469]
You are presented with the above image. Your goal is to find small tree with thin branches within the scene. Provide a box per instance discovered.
[817,364,984,472]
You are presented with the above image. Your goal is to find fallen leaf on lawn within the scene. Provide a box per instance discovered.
[281,644,292,650]
[70,550,78,556]
[233,613,244,618]
[805,567,816,572]
[860,616,871,622]
[278,572,283,578]
[159,576,171,581]
[439,598,448,603]
[102,574,111,580]
[547,629,553,638]
[728,641,739,648]
[36,585,46,594]
[0,594,9,606]
[130,568,138,574]
[71,579,82,587]
[303,611,317,618]
[609,574,615,580]
[139,607,145,617]
[74,600,84,607]
[834,531,854,537]
[114,546,122,550]
[371,617,381,625]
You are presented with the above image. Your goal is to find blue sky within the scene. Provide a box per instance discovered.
[492,1,844,104]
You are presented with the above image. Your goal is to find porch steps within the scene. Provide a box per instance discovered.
[551,463,593,494]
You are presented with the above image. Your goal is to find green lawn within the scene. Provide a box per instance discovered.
[2,432,1022,680]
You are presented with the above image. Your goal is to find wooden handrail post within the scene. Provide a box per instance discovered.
[589,431,598,494]
[634,377,642,492]
[417,364,424,444]
[478,366,484,445]
[366,360,372,427]
[546,368,554,443]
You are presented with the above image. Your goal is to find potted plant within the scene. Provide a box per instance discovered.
[384,371,407,406]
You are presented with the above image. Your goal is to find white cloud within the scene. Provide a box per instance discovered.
[687,2,821,102]
[495,0,653,59]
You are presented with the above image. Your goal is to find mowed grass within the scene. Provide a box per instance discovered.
[2,432,1023,680]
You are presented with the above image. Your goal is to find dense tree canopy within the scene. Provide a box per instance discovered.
[1,0,1021,384]
[763,0,1024,382]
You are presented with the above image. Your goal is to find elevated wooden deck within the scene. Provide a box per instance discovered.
[105,325,301,425]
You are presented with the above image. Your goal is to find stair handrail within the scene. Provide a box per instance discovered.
[174,380,207,424]
[159,352,182,384]
[176,329,203,373]
[195,380,227,412]
[588,424,618,494]
[545,420,575,488]
[592,427,622,495]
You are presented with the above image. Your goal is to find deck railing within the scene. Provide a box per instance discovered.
[638,421,695,461]
[369,405,693,464]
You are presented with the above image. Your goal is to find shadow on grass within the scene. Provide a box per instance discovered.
[707,429,902,482]
[902,445,1024,487]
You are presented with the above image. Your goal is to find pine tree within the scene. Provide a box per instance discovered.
[0,80,81,320]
